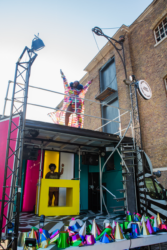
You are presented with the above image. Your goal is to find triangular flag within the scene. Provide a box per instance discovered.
[157,213,162,226]
[90,219,98,238]
[103,219,111,228]
[153,216,159,232]
[96,224,102,236]
[146,219,154,234]
[100,232,114,243]
[141,220,150,236]
[79,222,86,236]
[141,215,146,223]
[29,229,36,239]
[114,223,124,240]
[112,220,116,229]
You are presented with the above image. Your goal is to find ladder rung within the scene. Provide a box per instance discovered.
[110,205,126,208]
[113,197,126,201]
[123,156,135,160]
[113,208,126,212]
[121,164,137,166]
[122,173,131,176]
[122,150,136,153]
[137,172,144,177]
[117,189,126,193]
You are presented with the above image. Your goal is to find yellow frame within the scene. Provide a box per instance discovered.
[38,179,80,216]
[43,151,59,178]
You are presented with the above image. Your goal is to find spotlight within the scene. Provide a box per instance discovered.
[39,215,45,229]
[7,222,14,236]
[100,151,106,157]
[29,129,39,138]
[129,75,136,82]
[31,35,45,51]
[153,170,161,178]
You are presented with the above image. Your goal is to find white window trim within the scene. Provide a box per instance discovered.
[164,77,167,92]
[154,15,167,45]
[154,35,167,47]
[153,167,167,172]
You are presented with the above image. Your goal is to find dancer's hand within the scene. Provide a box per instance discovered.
[60,69,64,76]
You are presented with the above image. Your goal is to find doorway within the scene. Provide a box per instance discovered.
[88,172,100,211]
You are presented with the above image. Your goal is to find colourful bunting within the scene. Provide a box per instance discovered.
[100,232,114,243]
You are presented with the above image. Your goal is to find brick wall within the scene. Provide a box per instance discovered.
[82,37,133,136]
[82,0,167,171]
[129,0,167,168]
[158,171,167,189]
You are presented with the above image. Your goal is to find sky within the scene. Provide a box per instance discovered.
[0,0,152,122]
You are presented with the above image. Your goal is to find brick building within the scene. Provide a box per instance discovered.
[80,0,167,187]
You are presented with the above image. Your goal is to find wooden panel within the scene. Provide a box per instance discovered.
[95,87,116,101]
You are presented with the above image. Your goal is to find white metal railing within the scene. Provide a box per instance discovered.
[2,80,132,136]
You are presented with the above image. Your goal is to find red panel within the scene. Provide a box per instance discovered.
[22,150,43,212]
[0,116,20,231]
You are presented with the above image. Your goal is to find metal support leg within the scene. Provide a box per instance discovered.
[0,46,37,250]
[99,155,102,213]
[78,148,81,213]
[2,80,11,118]
[75,97,77,113]
[36,146,43,215]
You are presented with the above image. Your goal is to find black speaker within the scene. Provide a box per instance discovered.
[25,238,36,247]
[23,148,38,160]
[82,153,99,166]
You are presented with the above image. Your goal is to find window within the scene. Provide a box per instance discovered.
[100,58,119,134]
[154,181,165,200]
[154,16,167,43]
[100,57,117,92]
[164,76,167,93]
[145,178,156,193]
[145,177,165,200]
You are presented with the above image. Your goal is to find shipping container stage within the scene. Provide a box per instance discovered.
[20,119,133,216]
[15,120,167,250]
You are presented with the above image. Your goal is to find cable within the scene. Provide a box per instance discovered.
[101,27,121,29]
[92,31,105,61]
[92,31,117,95]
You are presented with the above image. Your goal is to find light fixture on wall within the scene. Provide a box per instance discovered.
[29,129,39,138]
[129,75,136,82]
[153,170,161,178]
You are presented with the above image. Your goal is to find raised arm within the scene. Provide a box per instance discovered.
[60,69,68,89]
[60,163,64,175]
[83,79,93,91]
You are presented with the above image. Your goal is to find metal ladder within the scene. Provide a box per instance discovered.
[111,142,137,214]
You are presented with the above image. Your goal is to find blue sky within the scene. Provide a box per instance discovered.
[0,0,152,122]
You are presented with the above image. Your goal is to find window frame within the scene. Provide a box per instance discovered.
[145,176,165,200]
[154,15,167,44]
[164,76,167,94]
[99,57,117,93]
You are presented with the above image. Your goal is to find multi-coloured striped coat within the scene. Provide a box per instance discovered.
[48,72,92,128]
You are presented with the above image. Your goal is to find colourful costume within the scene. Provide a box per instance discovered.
[48,72,92,128]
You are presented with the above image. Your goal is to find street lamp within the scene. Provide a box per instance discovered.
[92,27,127,79]
[31,35,45,51]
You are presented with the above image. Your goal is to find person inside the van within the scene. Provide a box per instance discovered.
[45,163,64,206]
